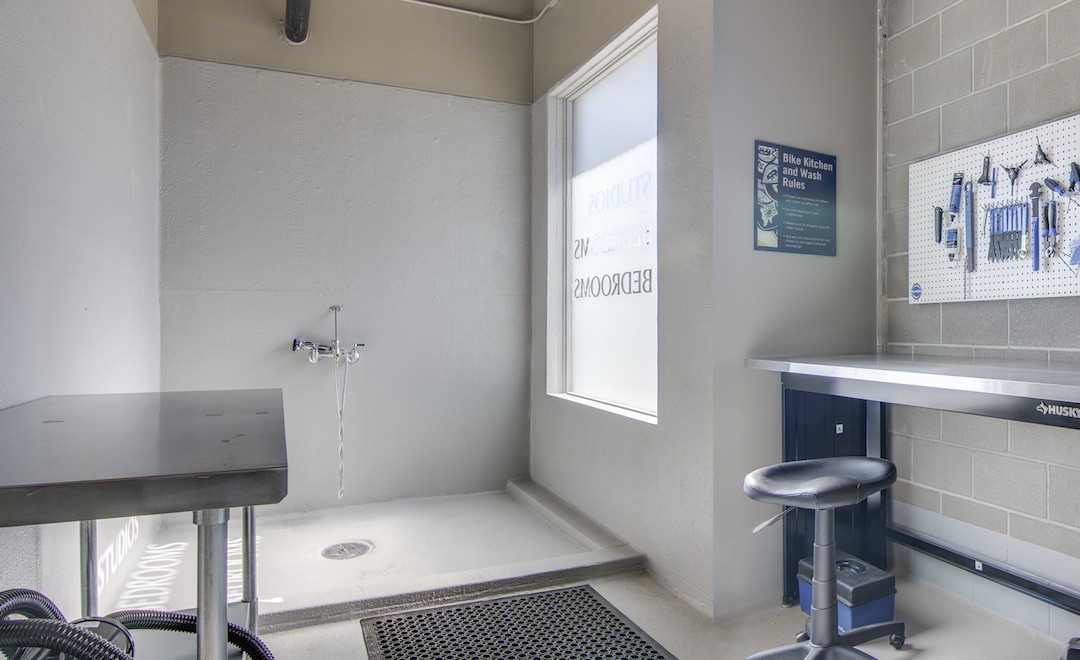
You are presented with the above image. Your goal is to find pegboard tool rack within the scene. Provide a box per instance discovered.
[908,113,1080,304]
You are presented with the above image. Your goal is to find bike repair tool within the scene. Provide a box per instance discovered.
[977,154,991,185]
[991,167,998,198]
[1010,204,1019,260]
[998,206,1007,260]
[1004,161,1026,196]
[1047,199,1059,260]
[1042,202,1051,264]
[935,206,944,243]
[1007,204,1016,260]
[1031,181,1043,271]
[1035,137,1053,166]
[1071,162,1080,192]
[1018,200,1031,259]
[990,206,1002,261]
[1045,177,1077,211]
[1008,204,1016,259]
[965,180,975,271]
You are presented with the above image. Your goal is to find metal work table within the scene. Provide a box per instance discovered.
[748,353,1080,615]
[0,389,288,659]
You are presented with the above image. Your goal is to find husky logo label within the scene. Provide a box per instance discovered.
[1036,402,1080,419]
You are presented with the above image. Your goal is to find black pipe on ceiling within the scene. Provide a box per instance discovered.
[284,0,311,43]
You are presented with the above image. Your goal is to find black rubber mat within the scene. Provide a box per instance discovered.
[361,585,678,659]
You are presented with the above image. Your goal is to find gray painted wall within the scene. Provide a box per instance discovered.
[713,0,879,619]
[0,0,161,613]
[530,0,716,615]
[159,57,531,514]
[883,0,1080,639]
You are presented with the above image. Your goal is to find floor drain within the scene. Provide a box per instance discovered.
[321,540,373,560]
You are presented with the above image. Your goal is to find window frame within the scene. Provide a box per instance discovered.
[544,7,659,423]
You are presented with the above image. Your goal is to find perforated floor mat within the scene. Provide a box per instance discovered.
[360,585,678,659]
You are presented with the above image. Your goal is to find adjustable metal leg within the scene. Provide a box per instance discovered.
[195,508,230,660]
[810,509,838,647]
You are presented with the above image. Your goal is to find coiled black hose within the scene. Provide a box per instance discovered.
[0,619,130,660]
[0,589,67,622]
[106,609,274,660]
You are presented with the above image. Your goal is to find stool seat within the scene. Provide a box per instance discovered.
[743,457,897,510]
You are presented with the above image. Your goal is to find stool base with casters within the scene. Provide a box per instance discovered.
[744,457,906,660]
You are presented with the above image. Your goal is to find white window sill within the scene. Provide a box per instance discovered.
[548,392,658,425]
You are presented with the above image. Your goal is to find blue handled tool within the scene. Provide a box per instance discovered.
[1031,182,1043,271]
[1042,202,1051,262]
[949,172,964,219]
[1045,177,1076,211]
[1048,199,1059,260]
[965,181,974,271]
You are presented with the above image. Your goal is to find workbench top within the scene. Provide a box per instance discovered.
[0,389,288,527]
[746,353,1080,405]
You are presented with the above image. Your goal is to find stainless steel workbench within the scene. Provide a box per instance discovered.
[748,353,1080,430]
[0,389,288,659]
[748,353,1080,614]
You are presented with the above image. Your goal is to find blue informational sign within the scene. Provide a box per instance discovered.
[754,140,837,256]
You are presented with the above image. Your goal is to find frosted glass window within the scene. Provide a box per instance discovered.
[567,41,657,414]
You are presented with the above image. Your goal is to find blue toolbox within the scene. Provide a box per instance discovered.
[797,551,896,631]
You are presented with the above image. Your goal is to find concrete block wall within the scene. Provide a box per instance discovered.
[883,0,1080,637]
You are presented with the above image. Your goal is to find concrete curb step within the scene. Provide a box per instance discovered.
[259,545,645,632]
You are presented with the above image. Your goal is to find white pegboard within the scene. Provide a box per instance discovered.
[908,113,1080,303]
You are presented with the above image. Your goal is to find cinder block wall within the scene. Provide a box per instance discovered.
[883,0,1080,636]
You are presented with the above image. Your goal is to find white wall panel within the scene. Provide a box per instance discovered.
[160,58,531,512]
[0,0,160,614]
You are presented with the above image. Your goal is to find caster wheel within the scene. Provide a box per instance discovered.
[889,632,905,650]
[795,631,809,642]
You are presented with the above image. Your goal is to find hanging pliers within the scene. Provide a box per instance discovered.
[1046,200,1059,260]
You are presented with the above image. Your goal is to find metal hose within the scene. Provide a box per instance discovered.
[0,589,66,622]
[106,609,274,660]
[0,619,130,660]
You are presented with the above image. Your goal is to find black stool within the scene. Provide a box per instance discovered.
[743,457,905,659]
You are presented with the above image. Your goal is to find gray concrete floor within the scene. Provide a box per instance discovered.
[262,570,1068,659]
[103,489,1073,658]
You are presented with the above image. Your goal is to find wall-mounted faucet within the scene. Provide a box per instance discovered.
[293,305,365,500]
[293,306,364,364]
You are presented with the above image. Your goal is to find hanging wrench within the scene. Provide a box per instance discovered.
[965,181,975,271]
[1018,202,1030,259]
[1031,181,1043,270]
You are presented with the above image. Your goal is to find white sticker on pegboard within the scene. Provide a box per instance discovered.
[908,113,1080,304]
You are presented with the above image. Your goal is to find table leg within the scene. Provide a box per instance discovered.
[242,505,258,633]
[79,520,97,617]
[194,508,230,660]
